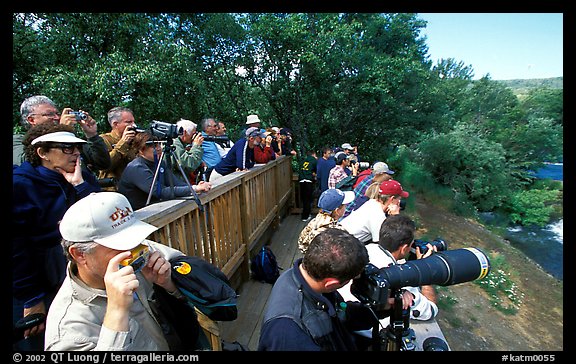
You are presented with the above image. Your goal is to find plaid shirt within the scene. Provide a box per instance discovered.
[343,174,375,218]
[328,165,348,189]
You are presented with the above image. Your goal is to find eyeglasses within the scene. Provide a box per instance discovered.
[29,112,60,118]
[50,143,82,154]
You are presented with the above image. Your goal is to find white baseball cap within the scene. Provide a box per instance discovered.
[246,114,261,125]
[59,192,158,251]
[31,131,87,145]
[341,143,354,151]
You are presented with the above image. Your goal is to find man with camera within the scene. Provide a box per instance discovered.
[173,119,204,182]
[98,107,140,191]
[209,127,264,182]
[16,95,111,175]
[340,179,407,244]
[215,121,234,157]
[341,162,395,220]
[339,215,438,338]
[328,152,359,189]
[199,118,222,181]
[45,192,208,351]
[259,228,376,351]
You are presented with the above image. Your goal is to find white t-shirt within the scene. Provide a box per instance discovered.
[338,243,438,337]
[340,199,385,243]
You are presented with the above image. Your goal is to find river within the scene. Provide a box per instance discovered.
[482,163,563,280]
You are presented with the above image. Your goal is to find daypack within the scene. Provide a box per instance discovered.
[251,246,281,284]
[169,255,238,321]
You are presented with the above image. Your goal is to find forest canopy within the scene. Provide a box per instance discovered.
[12,13,563,225]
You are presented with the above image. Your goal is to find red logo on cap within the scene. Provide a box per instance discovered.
[110,206,133,222]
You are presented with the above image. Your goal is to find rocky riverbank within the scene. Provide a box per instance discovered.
[411,197,563,351]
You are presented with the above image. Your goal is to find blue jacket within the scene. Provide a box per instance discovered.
[12,162,100,307]
[258,259,372,351]
[316,157,336,193]
[118,156,192,210]
[214,138,255,176]
[201,132,222,169]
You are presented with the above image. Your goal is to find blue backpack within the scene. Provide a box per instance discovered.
[251,246,281,284]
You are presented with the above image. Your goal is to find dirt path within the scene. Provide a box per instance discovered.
[412,197,563,351]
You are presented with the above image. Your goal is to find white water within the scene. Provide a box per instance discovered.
[546,219,563,243]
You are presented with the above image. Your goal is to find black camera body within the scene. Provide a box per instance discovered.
[127,126,146,133]
[409,238,447,260]
[351,247,491,312]
[150,120,183,140]
[69,110,87,121]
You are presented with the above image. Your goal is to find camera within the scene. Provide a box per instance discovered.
[408,238,448,260]
[119,244,150,273]
[350,247,491,312]
[69,110,87,121]
[150,120,183,140]
[97,177,117,188]
[203,135,230,143]
[350,160,370,169]
[127,126,146,133]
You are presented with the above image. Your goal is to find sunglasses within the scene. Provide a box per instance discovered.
[50,143,82,154]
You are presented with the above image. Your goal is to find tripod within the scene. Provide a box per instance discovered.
[146,138,203,211]
[369,289,416,351]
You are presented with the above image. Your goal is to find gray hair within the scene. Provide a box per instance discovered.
[201,118,216,131]
[61,239,99,262]
[107,107,133,126]
[19,95,57,128]
[177,118,197,135]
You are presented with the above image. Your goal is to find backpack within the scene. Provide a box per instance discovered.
[251,246,281,284]
[169,255,238,321]
[335,175,357,191]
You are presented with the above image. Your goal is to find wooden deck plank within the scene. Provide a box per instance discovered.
[220,214,306,350]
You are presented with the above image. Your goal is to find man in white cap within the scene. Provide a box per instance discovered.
[44,192,205,351]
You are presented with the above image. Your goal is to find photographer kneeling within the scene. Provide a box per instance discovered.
[338,214,438,346]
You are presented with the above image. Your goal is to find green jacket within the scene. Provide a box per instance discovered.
[172,136,203,177]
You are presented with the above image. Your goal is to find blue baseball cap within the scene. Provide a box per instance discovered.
[318,188,355,213]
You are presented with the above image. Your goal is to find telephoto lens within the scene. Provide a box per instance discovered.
[351,247,491,309]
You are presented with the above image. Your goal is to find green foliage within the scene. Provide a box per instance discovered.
[520,88,563,126]
[416,123,514,212]
[12,13,562,228]
[505,188,561,227]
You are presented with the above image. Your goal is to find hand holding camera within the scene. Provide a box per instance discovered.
[191,131,204,146]
[106,251,140,309]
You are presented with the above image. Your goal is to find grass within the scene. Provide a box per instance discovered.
[474,252,524,315]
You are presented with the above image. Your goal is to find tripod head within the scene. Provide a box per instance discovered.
[146,138,204,211]
[363,288,416,351]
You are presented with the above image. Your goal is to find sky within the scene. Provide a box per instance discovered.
[417,13,563,80]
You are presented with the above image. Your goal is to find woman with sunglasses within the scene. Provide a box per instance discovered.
[12,123,101,350]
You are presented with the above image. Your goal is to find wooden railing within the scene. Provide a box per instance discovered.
[136,155,293,288]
